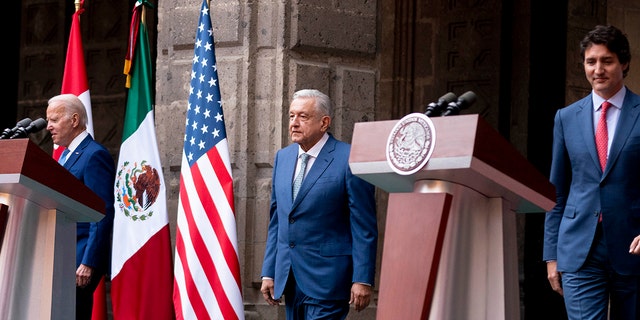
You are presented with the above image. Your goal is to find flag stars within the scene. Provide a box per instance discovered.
[198,140,206,150]
[198,22,205,32]
[215,112,223,122]
[189,136,196,146]
[200,124,209,134]
[208,77,217,87]
[195,38,202,48]
[191,120,198,131]
[203,109,211,118]
[212,128,220,138]
[202,7,209,16]
[187,152,193,162]
[192,54,199,64]
[206,93,213,103]
[201,58,208,67]
[199,74,205,83]
[204,42,212,51]
[196,90,203,99]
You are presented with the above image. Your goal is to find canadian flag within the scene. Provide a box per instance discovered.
[58,2,106,320]
[54,1,94,160]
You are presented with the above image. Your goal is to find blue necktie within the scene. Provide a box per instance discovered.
[292,153,309,200]
[58,148,70,165]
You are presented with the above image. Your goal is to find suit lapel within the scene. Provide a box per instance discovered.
[64,135,93,169]
[606,91,640,175]
[577,95,601,171]
[292,136,336,206]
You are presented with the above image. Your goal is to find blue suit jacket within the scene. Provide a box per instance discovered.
[261,134,378,300]
[543,88,640,274]
[62,134,115,275]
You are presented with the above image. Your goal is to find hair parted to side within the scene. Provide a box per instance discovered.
[48,94,88,127]
[292,89,333,118]
[580,25,631,77]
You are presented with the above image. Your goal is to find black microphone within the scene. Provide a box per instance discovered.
[9,118,47,139]
[0,118,32,139]
[441,91,477,116]
[425,92,457,117]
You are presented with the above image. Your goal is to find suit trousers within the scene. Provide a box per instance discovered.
[75,272,104,320]
[284,272,350,320]
[562,224,640,320]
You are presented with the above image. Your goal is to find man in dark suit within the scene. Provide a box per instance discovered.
[260,89,378,319]
[46,93,115,320]
[544,25,640,319]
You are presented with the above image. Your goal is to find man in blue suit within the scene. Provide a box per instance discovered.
[46,94,115,320]
[544,25,640,319]
[260,89,378,319]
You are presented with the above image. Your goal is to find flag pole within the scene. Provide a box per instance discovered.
[75,0,81,12]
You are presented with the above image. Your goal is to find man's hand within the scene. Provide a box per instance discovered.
[261,278,281,305]
[630,235,640,255]
[349,283,372,312]
[546,260,563,296]
[76,264,93,288]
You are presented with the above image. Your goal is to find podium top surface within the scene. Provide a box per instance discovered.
[0,139,104,222]
[349,114,555,213]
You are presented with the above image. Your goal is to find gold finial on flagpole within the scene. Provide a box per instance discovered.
[142,4,146,24]
[74,0,81,12]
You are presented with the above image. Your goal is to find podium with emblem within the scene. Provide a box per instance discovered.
[349,114,555,320]
[0,139,104,320]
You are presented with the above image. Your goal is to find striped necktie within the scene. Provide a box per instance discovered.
[292,153,309,200]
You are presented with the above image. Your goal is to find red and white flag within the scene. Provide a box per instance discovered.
[57,3,106,319]
[172,0,244,318]
[55,0,93,160]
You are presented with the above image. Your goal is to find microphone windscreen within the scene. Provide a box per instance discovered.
[439,92,457,103]
[458,91,477,106]
[27,118,47,133]
[16,118,33,128]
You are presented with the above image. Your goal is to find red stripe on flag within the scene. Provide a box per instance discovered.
[206,147,241,287]
[173,225,211,320]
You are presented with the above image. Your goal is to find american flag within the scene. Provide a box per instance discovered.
[172,0,244,319]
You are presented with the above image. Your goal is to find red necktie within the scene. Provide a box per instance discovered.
[595,101,611,171]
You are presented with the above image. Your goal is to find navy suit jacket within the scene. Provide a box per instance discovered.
[62,134,115,275]
[543,87,640,274]
[261,134,378,301]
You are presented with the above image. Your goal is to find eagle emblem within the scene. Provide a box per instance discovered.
[386,113,436,175]
[115,160,161,221]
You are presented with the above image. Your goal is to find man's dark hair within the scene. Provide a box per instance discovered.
[580,25,631,77]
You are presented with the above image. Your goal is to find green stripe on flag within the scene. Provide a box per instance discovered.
[122,17,153,141]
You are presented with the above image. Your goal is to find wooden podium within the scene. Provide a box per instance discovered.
[349,114,555,320]
[0,139,105,320]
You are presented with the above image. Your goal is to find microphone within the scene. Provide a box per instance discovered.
[441,91,477,116]
[9,118,47,139]
[0,118,32,139]
[425,92,457,117]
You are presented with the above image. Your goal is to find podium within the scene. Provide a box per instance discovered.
[0,139,104,320]
[349,114,555,320]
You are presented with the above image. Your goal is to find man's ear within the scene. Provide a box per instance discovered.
[321,115,331,132]
[71,113,80,128]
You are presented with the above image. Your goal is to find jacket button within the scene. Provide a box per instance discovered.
[289,218,295,224]
[289,242,295,248]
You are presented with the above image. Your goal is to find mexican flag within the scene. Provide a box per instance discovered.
[111,1,174,318]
